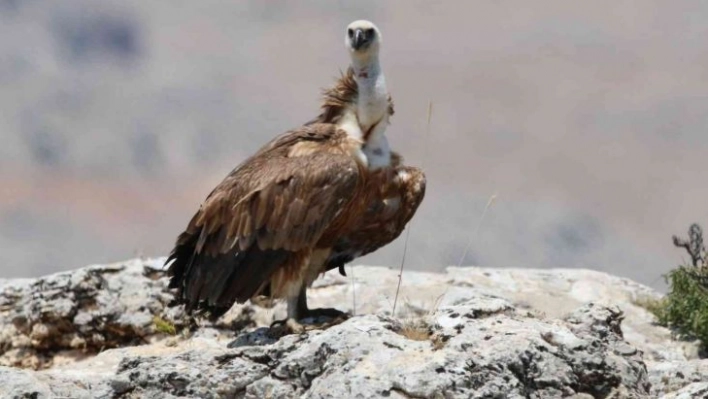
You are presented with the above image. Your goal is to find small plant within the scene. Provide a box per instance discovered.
[153,315,177,335]
[389,311,448,350]
[649,223,708,350]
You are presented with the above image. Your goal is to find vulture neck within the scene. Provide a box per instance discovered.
[351,54,386,132]
[347,53,392,170]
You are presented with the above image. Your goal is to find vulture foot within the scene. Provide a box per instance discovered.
[269,318,306,335]
[269,308,349,336]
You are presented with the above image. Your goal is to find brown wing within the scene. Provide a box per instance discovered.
[166,124,359,318]
[324,164,426,275]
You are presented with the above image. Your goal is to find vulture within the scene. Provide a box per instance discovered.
[166,20,426,333]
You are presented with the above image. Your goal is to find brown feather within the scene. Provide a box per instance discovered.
[304,68,394,126]
[166,57,414,318]
[165,123,365,317]
[323,165,426,274]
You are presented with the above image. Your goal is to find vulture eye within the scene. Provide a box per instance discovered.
[347,28,354,37]
[365,28,374,37]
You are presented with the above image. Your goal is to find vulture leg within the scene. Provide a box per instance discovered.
[270,285,348,334]
[294,284,349,320]
[269,295,307,334]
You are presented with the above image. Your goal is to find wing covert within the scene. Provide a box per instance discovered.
[194,151,359,257]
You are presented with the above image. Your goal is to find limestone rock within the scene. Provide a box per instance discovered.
[0,258,702,398]
[38,300,650,398]
[0,258,193,369]
[649,359,708,397]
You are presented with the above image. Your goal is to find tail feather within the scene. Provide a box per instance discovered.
[166,227,289,319]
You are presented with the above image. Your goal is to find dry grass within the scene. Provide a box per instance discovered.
[631,294,667,317]
[391,297,449,350]
[399,319,431,341]
[392,100,434,317]
[431,334,447,350]
[394,317,448,350]
[388,100,494,350]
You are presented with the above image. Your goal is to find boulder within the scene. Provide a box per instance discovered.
[0,258,701,398]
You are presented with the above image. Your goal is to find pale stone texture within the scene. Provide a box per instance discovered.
[0,258,702,398]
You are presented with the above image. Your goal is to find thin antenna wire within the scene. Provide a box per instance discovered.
[456,193,497,267]
[392,100,433,317]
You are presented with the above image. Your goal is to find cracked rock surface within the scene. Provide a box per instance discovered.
[102,303,649,399]
[0,259,192,370]
[0,258,702,398]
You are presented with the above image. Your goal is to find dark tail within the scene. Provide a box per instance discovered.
[165,226,289,320]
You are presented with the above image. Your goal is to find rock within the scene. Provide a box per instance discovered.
[659,382,708,399]
[648,359,708,397]
[0,366,53,398]
[0,258,701,398]
[0,258,194,369]
[36,301,648,398]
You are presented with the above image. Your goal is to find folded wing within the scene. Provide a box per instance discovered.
[165,124,360,318]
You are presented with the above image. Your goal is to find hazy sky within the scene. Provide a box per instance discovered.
[1,1,706,290]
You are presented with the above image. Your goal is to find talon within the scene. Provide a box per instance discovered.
[269,318,306,336]
[286,319,306,334]
[270,319,285,329]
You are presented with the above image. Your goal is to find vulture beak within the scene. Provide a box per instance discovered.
[352,29,367,50]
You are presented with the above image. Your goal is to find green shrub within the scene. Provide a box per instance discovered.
[656,266,708,344]
[650,223,708,349]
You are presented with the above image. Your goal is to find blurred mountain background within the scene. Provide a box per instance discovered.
[1,0,706,289]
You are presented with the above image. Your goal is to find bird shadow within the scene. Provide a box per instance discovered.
[226,315,349,348]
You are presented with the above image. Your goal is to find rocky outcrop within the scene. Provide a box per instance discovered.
[0,259,192,370]
[649,359,708,398]
[0,258,703,398]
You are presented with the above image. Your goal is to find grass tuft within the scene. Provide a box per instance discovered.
[399,319,431,341]
[393,317,447,350]
[153,316,177,335]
